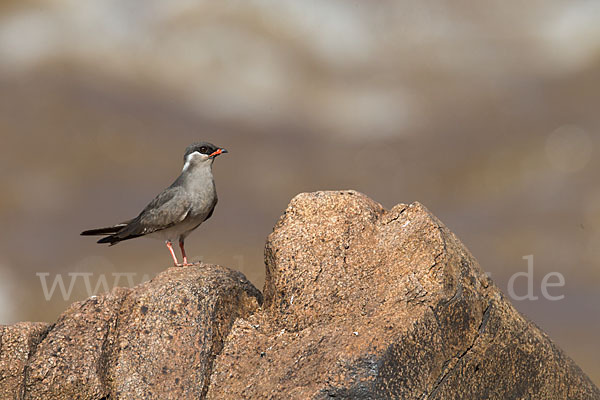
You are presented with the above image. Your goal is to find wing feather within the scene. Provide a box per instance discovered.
[97,187,192,244]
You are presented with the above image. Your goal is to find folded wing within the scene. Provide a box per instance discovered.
[80,186,192,245]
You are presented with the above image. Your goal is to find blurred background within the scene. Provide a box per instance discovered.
[0,0,598,383]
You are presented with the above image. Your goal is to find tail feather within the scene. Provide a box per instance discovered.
[81,226,125,236]
[97,233,143,246]
[81,219,133,236]
[81,219,140,245]
[97,235,120,245]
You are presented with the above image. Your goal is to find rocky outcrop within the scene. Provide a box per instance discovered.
[1,191,598,399]
[207,191,599,399]
[1,265,261,399]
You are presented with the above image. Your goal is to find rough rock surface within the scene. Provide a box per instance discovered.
[1,191,598,399]
[1,265,261,400]
[0,322,51,399]
[207,190,599,399]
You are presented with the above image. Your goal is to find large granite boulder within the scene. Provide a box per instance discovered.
[207,190,599,399]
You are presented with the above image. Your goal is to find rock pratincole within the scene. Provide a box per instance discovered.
[81,142,227,267]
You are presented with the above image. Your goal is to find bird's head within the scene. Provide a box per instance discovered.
[182,142,228,171]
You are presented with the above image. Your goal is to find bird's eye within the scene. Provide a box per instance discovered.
[199,146,207,153]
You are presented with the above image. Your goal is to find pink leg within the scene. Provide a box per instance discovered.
[166,241,181,267]
[179,240,189,266]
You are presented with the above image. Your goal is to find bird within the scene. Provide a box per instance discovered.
[81,142,227,267]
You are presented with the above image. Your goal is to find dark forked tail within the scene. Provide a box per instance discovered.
[81,223,129,245]
[81,220,143,245]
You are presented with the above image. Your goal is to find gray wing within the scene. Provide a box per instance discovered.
[137,186,192,233]
[100,186,191,243]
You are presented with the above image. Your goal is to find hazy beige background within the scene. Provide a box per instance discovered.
[0,0,598,383]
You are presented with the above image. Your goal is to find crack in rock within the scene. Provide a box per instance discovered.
[424,303,493,400]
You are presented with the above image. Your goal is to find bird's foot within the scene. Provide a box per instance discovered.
[174,262,198,267]
[172,260,203,267]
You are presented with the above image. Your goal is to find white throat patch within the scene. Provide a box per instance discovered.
[182,151,210,172]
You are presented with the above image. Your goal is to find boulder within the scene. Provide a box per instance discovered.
[207,190,599,399]
[3,265,261,399]
[1,191,598,399]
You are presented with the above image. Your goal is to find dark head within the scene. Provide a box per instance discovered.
[182,142,228,171]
